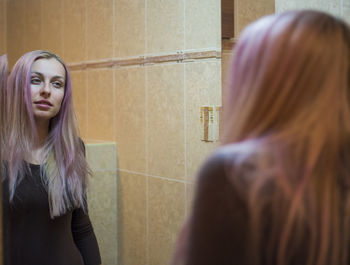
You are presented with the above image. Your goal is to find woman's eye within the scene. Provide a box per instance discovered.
[52,81,64,88]
[31,77,41,85]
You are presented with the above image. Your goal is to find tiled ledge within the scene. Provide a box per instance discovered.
[85,141,118,265]
[86,142,117,172]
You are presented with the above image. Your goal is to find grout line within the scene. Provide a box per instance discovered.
[61,0,64,57]
[234,0,238,38]
[340,0,344,17]
[146,166,149,265]
[118,169,187,184]
[184,63,188,216]
[84,0,88,62]
[113,0,116,59]
[113,65,116,142]
[183,0,186,50]
[4,0,7,52]
[89,168,117,173]
[145,0,148,54]
[113,0,116,145]
[144,0,149,257]
[41,0,43,49]
[84,0,88,138]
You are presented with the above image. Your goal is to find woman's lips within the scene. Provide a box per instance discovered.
[34,100,52,110]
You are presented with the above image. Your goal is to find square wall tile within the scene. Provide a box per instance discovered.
[86,143,117,171]
[329,0,341,16]
[147,64,185,180]
[148,177,185,265]
[87,69,115,141]
[115,0,145,57]
[63,0,86,63]
[147,0,184,53]
[185,0,221,50]
[235,0,274,36]
[275,0,340,13]
[71,70,87,139]
[115,67,146,172]
[86,0,113,60]
[118,171,147,265]
[275,0,298,13]
[185,182,195,218]
[222,51,233,89]
[185,60,221,183]
[23,0,42,53]
[7,0,26,66]
[42,0,64,56]
[88,170,118,265]
[0,0,7,54]
[344,6,350,24]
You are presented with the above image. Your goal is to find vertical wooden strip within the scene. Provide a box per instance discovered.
[221,0,235,39]
[203,107,209,141]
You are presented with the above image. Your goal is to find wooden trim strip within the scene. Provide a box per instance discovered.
[68,50,221,71]
[222,38,237,52]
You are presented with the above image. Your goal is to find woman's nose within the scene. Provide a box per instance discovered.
[40,82,51,96]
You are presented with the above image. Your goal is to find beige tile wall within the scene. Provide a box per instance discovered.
[147,63,185,180]
[148,177,185,265]
[7,0,26,66]
[117,171,147,265]
[25,0,41,53]
[275,0,349,23]
[86,69,115,140]
[63,0,86,63]
[6,1,221,265]
[0,0,6,55]
[86,0,114,60]
[185,60,221,182]
[115,0,145,57]
[42,0,64,57]
[71,70,88,139]
[186,0,221,50]
[115,67,146,173]
[234,0,275,37]
[147,0,184,54]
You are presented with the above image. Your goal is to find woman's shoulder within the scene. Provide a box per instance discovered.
[197,139,272,190]
[202,140,262,171]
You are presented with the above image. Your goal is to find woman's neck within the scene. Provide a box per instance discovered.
[27,120,50,165]
[36,125,49,146]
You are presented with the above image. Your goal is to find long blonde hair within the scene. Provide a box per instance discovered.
[223,10,350,265]
[4,51,88,218]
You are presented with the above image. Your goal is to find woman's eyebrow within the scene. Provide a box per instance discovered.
[31,71,65,80]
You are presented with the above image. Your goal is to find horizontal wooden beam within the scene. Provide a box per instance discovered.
[68,50,221,71]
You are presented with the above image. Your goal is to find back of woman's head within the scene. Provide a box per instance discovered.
[223,10,350,146]
[222,10,350,265]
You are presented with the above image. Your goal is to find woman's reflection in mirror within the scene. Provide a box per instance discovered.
[2,51,101,265]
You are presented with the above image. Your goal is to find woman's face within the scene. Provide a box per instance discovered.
[30,58,66,123]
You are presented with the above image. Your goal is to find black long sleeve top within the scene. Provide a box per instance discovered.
[2,163,101,265]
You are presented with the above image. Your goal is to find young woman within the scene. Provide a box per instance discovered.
[172,10,350,265]
[2,50,101,265]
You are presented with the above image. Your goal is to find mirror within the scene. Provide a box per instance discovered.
[1,0,349,265]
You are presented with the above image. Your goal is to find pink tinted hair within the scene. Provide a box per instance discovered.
[0,54,8,160]
[4,50,88,217]
[222,10,350,265]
